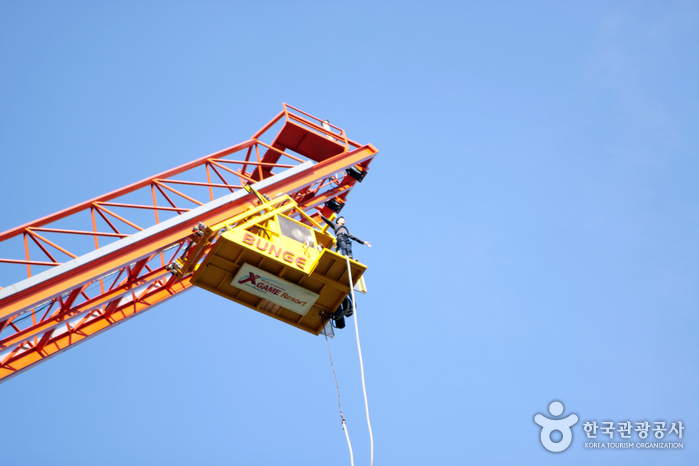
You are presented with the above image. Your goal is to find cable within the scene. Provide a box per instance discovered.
[342,418,355,466]
[325,332,355,466]
[345,256,374,466]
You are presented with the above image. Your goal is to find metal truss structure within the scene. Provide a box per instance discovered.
[0,104,378,383]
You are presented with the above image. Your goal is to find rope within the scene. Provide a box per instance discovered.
[325,334,355,466]
[346,256,374,466]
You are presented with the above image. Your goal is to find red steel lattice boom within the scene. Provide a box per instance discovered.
[0,104,378,383]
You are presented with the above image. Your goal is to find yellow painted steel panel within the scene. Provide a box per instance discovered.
[191,213,366,335]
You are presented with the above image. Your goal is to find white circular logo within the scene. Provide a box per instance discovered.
[534,401,579,452]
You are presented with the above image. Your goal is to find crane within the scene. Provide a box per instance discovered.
[0,104,378,384]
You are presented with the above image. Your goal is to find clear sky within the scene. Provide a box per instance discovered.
[1,1,697,465]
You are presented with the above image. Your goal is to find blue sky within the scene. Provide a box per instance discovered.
[1,1,698,465]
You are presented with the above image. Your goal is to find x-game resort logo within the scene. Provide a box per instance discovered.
[231,264,319,315]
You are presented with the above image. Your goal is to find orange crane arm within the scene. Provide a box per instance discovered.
[0,104,378,383]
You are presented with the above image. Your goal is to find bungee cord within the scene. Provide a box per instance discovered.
[325,334,355,466]
[346,255,374,466]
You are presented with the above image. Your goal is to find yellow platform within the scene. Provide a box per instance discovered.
[188,196,366,335]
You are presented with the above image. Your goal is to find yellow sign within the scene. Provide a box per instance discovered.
[239,231,311,271]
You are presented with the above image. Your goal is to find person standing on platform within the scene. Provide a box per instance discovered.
[320,215,371,259]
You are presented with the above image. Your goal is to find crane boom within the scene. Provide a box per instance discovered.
[0,104,378,383]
